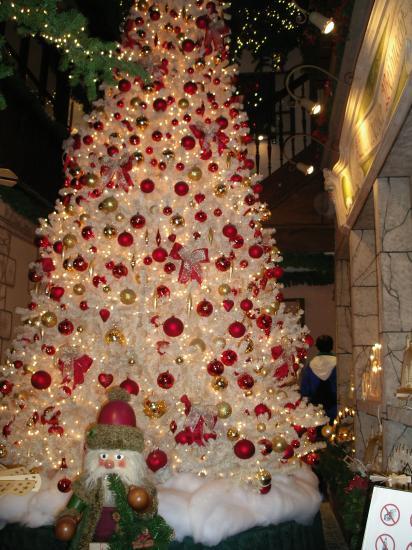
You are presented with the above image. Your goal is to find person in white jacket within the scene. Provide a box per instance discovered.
[300,335,337,421]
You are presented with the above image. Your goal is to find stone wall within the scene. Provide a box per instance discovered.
[0,200,36,361]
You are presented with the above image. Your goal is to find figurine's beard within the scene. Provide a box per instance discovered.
[84,449,148,505]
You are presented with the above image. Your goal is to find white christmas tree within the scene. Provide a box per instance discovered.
[0,0,327,502]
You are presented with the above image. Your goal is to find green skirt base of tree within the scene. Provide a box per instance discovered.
[0,513,325,550]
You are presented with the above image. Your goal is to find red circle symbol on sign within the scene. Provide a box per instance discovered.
[375,534,395,550]
[380,504,400,526]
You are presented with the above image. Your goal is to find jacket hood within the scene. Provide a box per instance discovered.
[309,354,336,380]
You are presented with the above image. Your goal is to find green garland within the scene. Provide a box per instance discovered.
[0,0,147,109]
[316,443,370,550]
[107,474,174,550]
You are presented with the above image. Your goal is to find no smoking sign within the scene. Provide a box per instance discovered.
[380,504,400,526]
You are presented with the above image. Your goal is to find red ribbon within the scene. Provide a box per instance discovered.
[169,243,209,284]
[59,354,93,390]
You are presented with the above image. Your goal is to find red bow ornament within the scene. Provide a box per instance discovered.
[100,155,134,191]
[58,347,93,390]
[169,243,209,284]
[204,13,230,53]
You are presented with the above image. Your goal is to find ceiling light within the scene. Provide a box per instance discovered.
[309,12,335,34]
[296,162,314,176]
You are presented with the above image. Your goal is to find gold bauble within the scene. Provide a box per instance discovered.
[195,57,205,70]
[256,469,272,486]
[26,415,36,428]
[141,45,152,55]
[178,98,189,109]
[242,177,252,188]
[103,225,117,239]
[99,197,118,213]
[218,284,231,296]
[63,234,77,248]
[188,166,202,181]
[137,0,149,11]
[133,151,144,164]
[244,389,254,397]
[162,148,175,161]
[216,401,232,419]
[23,364,34,374]
[144,399,166,418]
[214,183,227,197]
[212,376,228,391]
[65,205,75,216]
[143,84,154,94]
[272,435,288,453]
[102,285,111,293]
[104,326,126,345]
[41,311,57,328]
[257,422,266,432]
[120,288,136,305]
[77,326,84,333]
[227,427,239,440]
[0,444,7,458]
[85,173,98,188]
[164,22,173,31]
[73,284,85,295]
[130,97,141,109]
[170,214,185,227]
[321,424,334,438]
[115,213,124,222]
[128,358,136,365]
[79,214,89,223]
[188,337,206,352]
[175,356,184,365]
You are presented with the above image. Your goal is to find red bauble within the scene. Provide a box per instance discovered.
[0,380,13,395]
[13,360,23,369]
[196,15,209,29]
[271,345,283,360]
[216,116,228,129]
[28,270,42,283]
[120,377,140,395]
[50,286,65,302]
[153,98,167,112]
[256,314,272,330]
[152,247,168,262]
[237,373,254,389]
[152,130,162,142]
[57,477,72,493]
[195,211,207,222]
[228,321,246,338]
[305,334,314,347]
[197,300,213,317]
[146,449,168,472]
[163,316,184,337]
[174,181,189,196]
[240,299,253,311]
[214,208,222,216]
[303,452,319,465]
[140,178,155,193]
[208,162,218,172]
[107,145,119,157]
[222,299,234,312]
[222,224,237,239]
[53,241,63,254]
[118,232,134,247]
[58,319,74,335]
[181,135,196,150]
[215,256,231,272]
[273,266,284,279]
[164,262,176,274]
[73,256,88,271]
[183,81,198,95]
[157,285,170,298]
[157,371,175,389]
[207,359,224,376]
[131,213,146,228]
[232,235,244,249]
[118,79,131,92]
[221,349,237,366]
[98,373,113,388]
[81,226,94,240]
[260,485,272,495]
[234,439,255,459]
[31,370,52,390]
[248,245,263,259]
[182,39,195,52]
[80,301,88,311]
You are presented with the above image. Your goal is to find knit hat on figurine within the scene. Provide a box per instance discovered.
[86,387,144,452]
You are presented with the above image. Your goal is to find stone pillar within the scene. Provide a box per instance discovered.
[374,177,412,464]
[335,254,353,409]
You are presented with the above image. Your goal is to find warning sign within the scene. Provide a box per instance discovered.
[380,504,400,526]
[362,487,412,550]
[375,533,395,550]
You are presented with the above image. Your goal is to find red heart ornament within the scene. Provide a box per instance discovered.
[194,193,205,203]
[99,309,110,322]
[168,234,176,242]
[223,300,234,312]
[98,373,113,388]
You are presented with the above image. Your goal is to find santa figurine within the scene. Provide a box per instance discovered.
[55,387,173,549]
